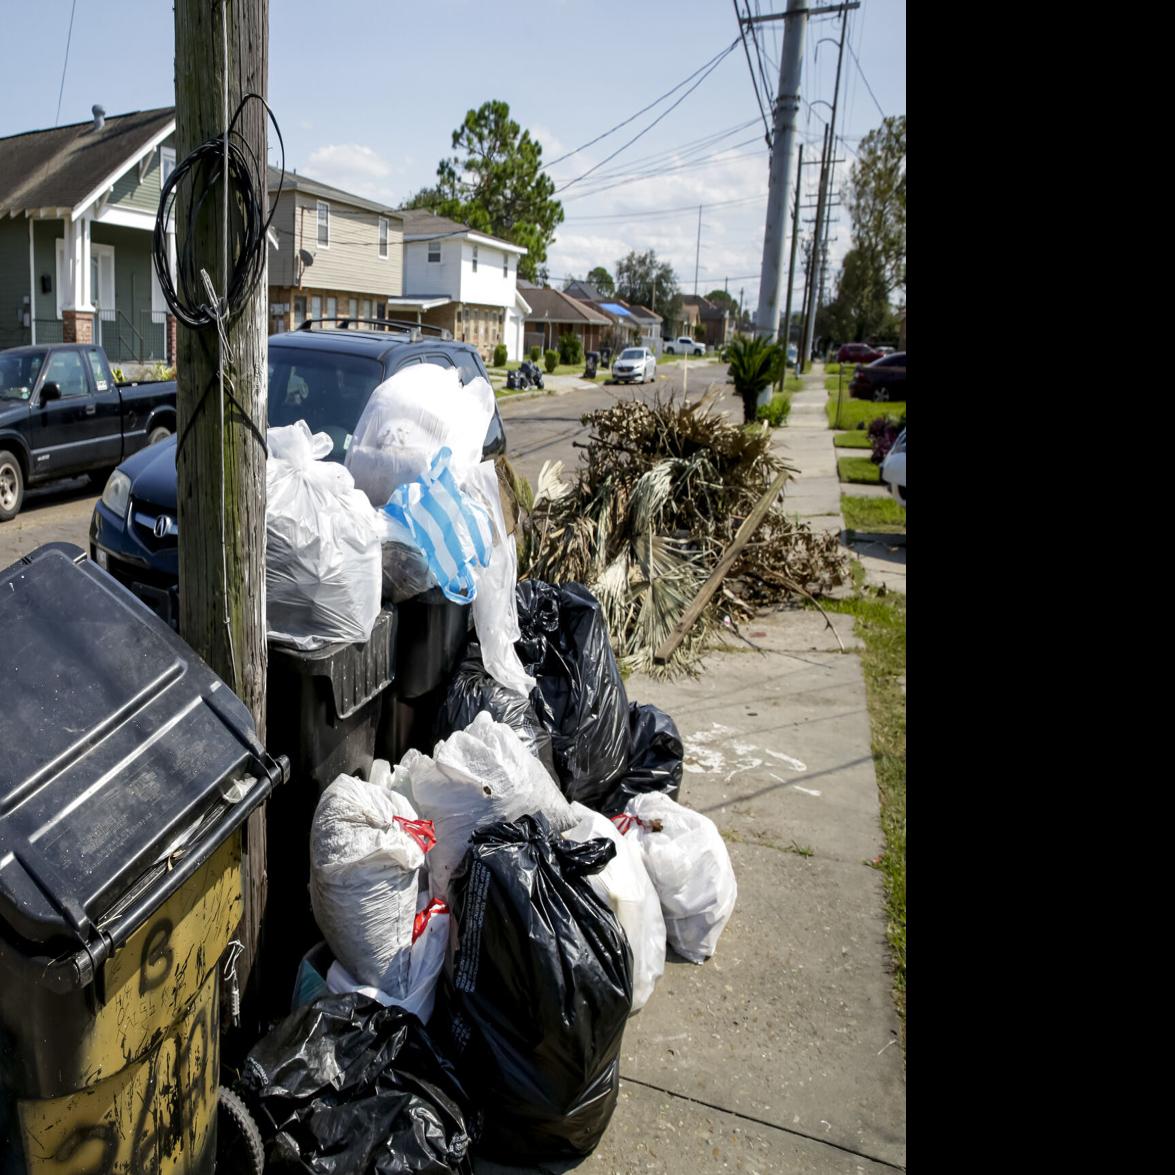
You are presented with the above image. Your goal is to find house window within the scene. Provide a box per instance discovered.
[326,296,337,321]
[503,253,508,277]
[360,298,371,321]
[379,218,389,259]
[160,147,176,188]
[428,240,441,263]
[295,296,307,322]
[472,245,478,272]
[316,201,330,247]
[310,295,321,320]
[348,297,358,319]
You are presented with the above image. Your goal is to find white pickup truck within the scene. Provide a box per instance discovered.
[663,335,707,356]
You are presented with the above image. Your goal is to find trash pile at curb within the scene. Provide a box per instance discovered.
[237,369,740,1170]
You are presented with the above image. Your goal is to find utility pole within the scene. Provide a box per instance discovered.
[798,125,829,373]
[783,143,803,354]
[751,0,808,345]
[174,0,269,1003]
[693,205,703,297]
[803,4,849,366]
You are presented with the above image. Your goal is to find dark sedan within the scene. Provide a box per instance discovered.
[836,342,883,365]
[849,352,906,401]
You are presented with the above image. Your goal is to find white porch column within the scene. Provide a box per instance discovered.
[62,214,94,312]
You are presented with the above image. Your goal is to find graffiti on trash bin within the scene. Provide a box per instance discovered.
[139,918,175,995]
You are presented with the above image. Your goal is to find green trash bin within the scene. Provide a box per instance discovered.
[0,544,285,1175]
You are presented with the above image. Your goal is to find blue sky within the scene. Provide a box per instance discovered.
[3,0,905,311]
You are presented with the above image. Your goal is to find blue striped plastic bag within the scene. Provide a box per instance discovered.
[382,447,493,604]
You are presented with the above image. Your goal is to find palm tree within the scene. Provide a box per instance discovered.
[725,334,784,423]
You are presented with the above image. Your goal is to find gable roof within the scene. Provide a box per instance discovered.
[619,301,662,324]
[564,279,606,302]
[522,286,612,325]
[267,165,404,219]
[0,107,175,218]
[396,208,526,254]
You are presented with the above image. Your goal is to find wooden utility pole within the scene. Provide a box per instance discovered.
[174,0,269,996]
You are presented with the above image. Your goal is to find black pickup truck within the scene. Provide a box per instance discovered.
[0,343,176,521]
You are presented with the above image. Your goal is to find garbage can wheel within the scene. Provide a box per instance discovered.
[216,1085,265,1175]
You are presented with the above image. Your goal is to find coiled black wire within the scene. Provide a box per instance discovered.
[152,92,284,329]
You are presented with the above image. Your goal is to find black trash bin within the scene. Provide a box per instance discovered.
[0,544,286,1175]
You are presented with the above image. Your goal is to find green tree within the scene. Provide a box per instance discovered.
[410,100,564,282]
[587,266,615,296]
[704,289,739,315]
[615,249,680,329]
[846,115,906,298]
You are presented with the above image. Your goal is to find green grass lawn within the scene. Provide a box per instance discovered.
[838,456,881,484]
[842,493,906,533]
[826,391,906,431]
[834,430,873,449]
[823,583,906,1033]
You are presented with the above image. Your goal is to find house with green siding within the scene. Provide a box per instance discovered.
[0,106,176,363]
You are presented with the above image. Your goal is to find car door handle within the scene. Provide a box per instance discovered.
[84,403,96,415]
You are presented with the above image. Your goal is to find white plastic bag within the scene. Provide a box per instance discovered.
[616,793,737,965]
[266,420,382,649]
[464,459,535,696]
[345,364,495,507]
[325,896,450,1023]
[564,801,665,1012]
[309,774,434,992]
[401,710,575,901]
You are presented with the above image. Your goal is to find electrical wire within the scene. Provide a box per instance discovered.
[733,0,773,146]
[153,93,285,330]
[53,0,78,128]
[564,194,765,223]
[555,40,739,194]
[846,40,887,119]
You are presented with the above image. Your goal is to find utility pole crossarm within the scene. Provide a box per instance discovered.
[742,2,860,23]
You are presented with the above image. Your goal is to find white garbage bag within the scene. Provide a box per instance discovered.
[266,420,382,649]
[616,793,737,965]
[464,459,535,696]
[401,710,575,901]
[325,895,450,1023]
[345,364,495,507]
[309,773,434,992]
[564,801,666,1012]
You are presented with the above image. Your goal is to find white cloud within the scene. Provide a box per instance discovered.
[303,143,402,203]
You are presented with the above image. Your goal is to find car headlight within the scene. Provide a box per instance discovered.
[101,469,132,519]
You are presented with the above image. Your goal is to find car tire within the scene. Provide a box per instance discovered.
[147,425,172,445]
[0,449,24,522]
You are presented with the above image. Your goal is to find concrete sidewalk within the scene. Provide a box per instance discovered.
[477,609,906,1174]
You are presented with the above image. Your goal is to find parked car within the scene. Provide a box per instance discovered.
[89,323,505,627]
[836,342,883,365]
[611,346,657,384]
[879,428,906,508]
[849,352,906,401]
[0,343,176,521]
[786,343,798,367]
[663,335,706,356]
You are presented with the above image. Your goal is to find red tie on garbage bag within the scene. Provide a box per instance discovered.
[394,815,437,854]
[413,897,449,944]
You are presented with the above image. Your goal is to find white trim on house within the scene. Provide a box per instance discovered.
[69,119,176,219]
[403,229,527,256]
[92,204,155,231]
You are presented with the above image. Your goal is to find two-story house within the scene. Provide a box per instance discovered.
[266,167,405,334]
[397,211,530,361]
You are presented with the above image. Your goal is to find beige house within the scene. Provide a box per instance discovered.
[266,167,405,333]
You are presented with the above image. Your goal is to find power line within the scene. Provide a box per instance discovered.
[555,40,739,194]
[543,41,744,170]
[54,0,78,128]
[733,0,773,146]
[846,40,886,118]
[562,142,767,202]
[563,194,766,224]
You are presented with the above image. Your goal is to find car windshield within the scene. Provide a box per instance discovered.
[619,349,643,360]
[267,349,384,461]
[0,351,46,401]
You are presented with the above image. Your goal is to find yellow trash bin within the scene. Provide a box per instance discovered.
[0,545,285,1174]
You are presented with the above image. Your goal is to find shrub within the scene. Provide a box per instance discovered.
[755,393,791,428]
[726,333,785,424]
[867,414,906,464]
[544,348,558,373]
[529,345,541,362]
[558,332,583,366]
[493,343,508,367]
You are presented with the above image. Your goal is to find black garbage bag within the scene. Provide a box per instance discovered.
[237,991,474,1174]
[437,813,633,1163]
[600,702,685,815]
[515,580,630,807]
[382,540,435,604]
[434,641,558,780]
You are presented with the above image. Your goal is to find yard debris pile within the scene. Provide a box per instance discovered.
[237,368,742,1168]
[514,396,850,674]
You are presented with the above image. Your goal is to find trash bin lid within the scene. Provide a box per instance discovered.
[0,545,278,951]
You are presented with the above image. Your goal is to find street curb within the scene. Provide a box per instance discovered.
[843,529,907,547]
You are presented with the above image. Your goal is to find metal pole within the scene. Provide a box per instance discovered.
[801,124,832,368]
[693,204,702,297]
[783,142,803,361]
[753,0,809,342]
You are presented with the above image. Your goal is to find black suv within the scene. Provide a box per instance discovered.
[89,321,505,625]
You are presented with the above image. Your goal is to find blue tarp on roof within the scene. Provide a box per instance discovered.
[599,302,636,318]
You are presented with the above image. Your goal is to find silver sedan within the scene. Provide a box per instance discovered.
[611,347,657,384]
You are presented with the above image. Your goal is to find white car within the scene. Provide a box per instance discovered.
[663,335,706,355]
[612,347,657,384]
[879,428,906,508]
